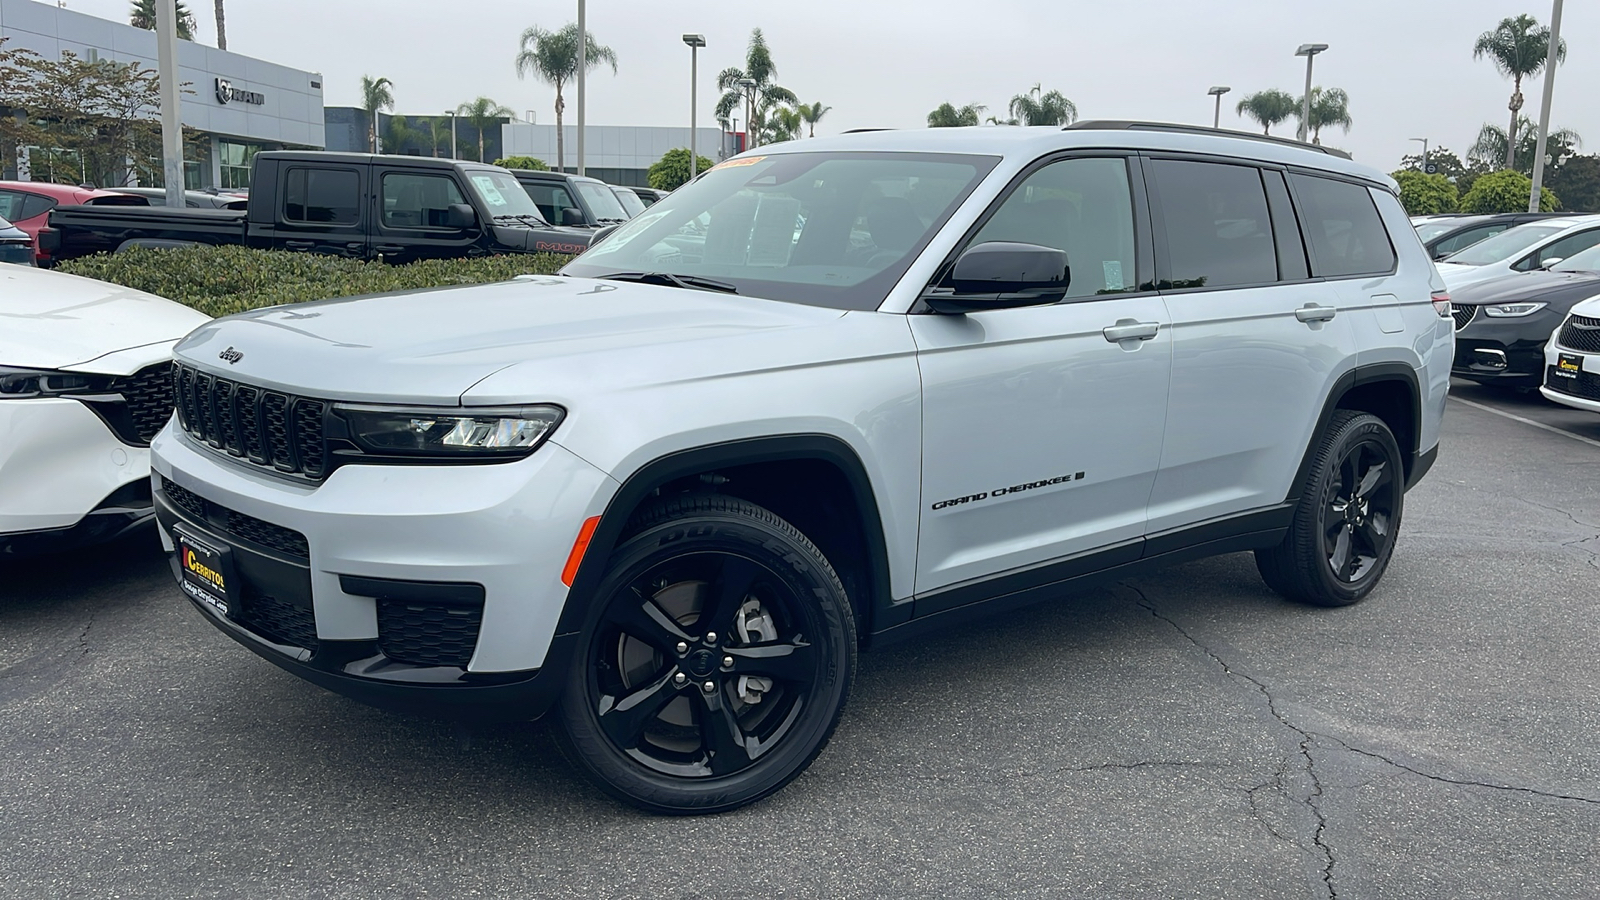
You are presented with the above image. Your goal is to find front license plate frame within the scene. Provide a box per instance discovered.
[174,527,237,617]
[1554,352,1585,380]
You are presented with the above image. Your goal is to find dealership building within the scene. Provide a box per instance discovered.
[0,0,324,189]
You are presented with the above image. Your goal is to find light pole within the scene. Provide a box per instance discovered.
[1207,86,1230,129]
[445,109,457,159]
[575,0,586,177]
[1529,0,1565,212]
[683,34,705,179]
[155,0,183,201]
[1409,137,1429,172]
[1295,43,1328,144]
[738,77,757,150]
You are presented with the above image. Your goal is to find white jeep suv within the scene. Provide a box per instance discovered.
[152,123,1452,813]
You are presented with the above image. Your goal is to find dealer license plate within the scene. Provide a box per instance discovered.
[1553,353,1584,380]
[175,529,235,616]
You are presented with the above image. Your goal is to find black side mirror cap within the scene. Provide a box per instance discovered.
[445,203,477,229]
[923,241,1069,314]
[559,207,585,227]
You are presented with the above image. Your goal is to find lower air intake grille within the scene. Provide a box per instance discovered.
[238,584,318,651]
[159,476,310,561]
[1546,365,1600,401]
[376,599,484,668]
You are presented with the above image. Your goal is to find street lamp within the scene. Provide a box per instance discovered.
[1409,137,1429,172]
[1295,43,1328,144]
[738,77,757,151]
[1528,0,1565,212]
[445,109,457,159]
[683,34,706,179]
[1207,86,1230,129]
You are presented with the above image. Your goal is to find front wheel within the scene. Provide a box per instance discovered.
[1256,411,1405,607]
[556,494,856,814]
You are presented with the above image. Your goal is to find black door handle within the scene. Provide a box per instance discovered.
[284,240,314,250]
[373,244,404,254]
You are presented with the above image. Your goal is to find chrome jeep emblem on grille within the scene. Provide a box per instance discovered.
[218,347,244,364]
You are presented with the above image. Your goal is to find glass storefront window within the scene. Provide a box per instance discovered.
[220,141,260,190]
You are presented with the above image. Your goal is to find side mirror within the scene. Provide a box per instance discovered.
[445,203,477,229]
[558,207,585,227]
[1541,257,1565,270]
[923,241,1069,314]
[590,223,621,247]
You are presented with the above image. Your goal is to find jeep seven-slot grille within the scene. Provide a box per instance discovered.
[1557,315,1600,353]
[173,364,327,479]
[159,476,310,560]
[1453,304,1479,331]
[110,363,178,444]
[376,599,484,668]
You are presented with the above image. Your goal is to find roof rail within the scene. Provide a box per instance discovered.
[1065,120,1352,160]
[842,127,896,134]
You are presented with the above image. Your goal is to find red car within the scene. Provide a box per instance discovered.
[0,181,146,263]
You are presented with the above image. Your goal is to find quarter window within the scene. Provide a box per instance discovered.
[381,173,467,228]
[970,156,1138,298]
[1289,174,1396,277]
[1151,159,1277,290]
[284,168,360,224]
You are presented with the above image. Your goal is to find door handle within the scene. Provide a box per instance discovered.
[1295,303,1337,323]
[283,240,314,250]
[1102,320,1160,343]
[373,244,403,254]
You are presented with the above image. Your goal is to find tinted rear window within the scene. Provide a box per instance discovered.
[284,168,360,224]
[1151,159,1278,289]
[1290,174,1396,277]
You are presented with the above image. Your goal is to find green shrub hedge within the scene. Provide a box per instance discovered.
[55,246,575,318]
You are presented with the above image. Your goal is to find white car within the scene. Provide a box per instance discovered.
[1,266,208,555]
[1541,293,1600,413]
[1436,216,1600,291]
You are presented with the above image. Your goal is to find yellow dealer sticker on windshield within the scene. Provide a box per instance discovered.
[717,156,767,169]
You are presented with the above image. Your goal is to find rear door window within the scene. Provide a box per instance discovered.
[1289,174,1396,277]
[1150,159,1278,289]
[283,168,360,224]
[1517,228,1600,271]
[1432,224,1506,256]
[0,190,25,220]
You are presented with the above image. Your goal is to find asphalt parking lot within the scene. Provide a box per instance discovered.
[2,381,1597,900]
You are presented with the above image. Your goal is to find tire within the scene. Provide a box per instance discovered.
[1256,411,1405,607]
[556,493,856,814]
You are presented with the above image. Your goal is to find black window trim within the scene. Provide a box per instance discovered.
[1140,152,1299,296]
[913,148,1157,314]
[281,164,364,226]
[1283,165,1400,281]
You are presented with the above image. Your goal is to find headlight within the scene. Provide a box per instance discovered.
[335,404,564,458]
[0,365,116,399]
[1482,302,1548,318]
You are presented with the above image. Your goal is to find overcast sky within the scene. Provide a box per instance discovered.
[59,0,1597,170]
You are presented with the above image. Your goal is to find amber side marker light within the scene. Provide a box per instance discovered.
[562,516,602,586]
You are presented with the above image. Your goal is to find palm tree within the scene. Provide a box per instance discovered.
[383,116,418,155]
[987,114,1020,126]
[763,106,803,144]
[456,97,514,162]
[1008,84,1077,126]
[1294,87,1352,145]
[716,28,798,151]
[927,102,986,128]
[1234,89,1299,135]
[1474,14,1567,170]
[798,101,831,138]
[129,0,196,40]
[1469,117,1582,172]
[213,0,226,49]
[420,116,454,158]
[515,23,618,173]
[360,75,394,154]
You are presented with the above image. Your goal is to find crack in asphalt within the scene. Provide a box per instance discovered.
[78,613,94,656]
[1318,737,1599,806]
[1515,497,1600,570]
[1125,583,1338,900]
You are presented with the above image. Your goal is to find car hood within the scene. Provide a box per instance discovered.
[0,265,210,371]
[173,276,849,405]
[1451,269,1600,307]
[1436,261,1500,290]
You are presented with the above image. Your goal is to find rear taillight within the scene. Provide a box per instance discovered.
[1432,291,1451,318]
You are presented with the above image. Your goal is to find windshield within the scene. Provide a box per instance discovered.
[613,187,647,218]
[576,181,630,222]
[1552,243,1600,273]
[1416,219,1481,242]
[563,151,997,310]
[466,170,550,223]
[1443,224,1565,266]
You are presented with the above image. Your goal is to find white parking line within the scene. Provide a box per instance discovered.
[1450,395,1600,451]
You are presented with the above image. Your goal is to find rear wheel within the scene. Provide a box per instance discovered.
[1256,411,1405,607]
[556,493,855,814]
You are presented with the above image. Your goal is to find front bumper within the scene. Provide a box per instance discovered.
[152,425,616,715]
[0,398,153,537]
[1541,341,1600,414]
[1451,310,1563,386]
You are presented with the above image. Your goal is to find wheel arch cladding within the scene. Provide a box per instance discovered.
[1288,364,1421,502]
[555,435,894,642]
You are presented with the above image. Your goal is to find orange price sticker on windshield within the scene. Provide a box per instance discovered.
[716,156,767,169]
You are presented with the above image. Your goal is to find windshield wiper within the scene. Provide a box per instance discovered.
[597,272,739,294]
[492,214,552,228]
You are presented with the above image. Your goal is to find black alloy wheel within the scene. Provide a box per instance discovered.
[1256,411,1405,607]
[557,493,855,814]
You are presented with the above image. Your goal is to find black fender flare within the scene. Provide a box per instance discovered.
[1286,362,1423,504]
[554,434,898,641]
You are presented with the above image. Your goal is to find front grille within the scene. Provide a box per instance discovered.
[1453,304,1479,331]
[1546,365,1600,401]
[377,598,484,668]
[1557,315,1600,353]
[172,363,328,479]
[239,583,318,651]
[110,363,178,444]
[159,476,310,561]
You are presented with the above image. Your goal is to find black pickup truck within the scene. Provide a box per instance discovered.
[40,152,592,264]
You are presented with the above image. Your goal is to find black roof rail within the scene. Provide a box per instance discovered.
[1065,120,1352,160]
[842,127,895,134]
